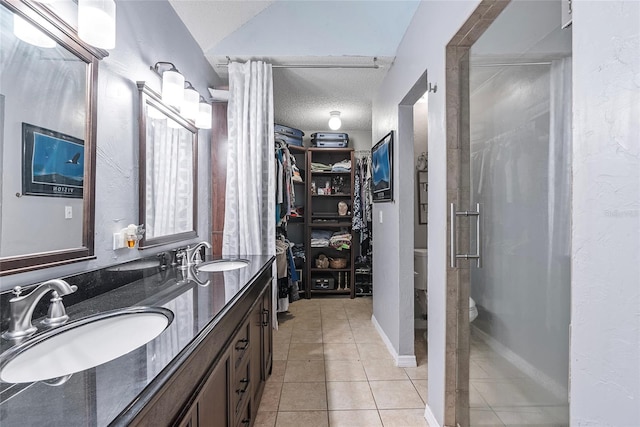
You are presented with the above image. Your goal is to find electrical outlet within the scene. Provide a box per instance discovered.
[65,206,72,219]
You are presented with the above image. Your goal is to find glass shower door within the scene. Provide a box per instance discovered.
[465,1,572,425]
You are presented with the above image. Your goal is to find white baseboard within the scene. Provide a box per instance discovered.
[472,325,568,401]
[424,404,441,427]
[371,315,418,368]
[397,354,418,368]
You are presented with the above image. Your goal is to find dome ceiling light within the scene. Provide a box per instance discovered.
[328,111,341,130]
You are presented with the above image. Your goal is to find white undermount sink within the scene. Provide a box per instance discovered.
[196,259,249,272]
[0,307,173,384]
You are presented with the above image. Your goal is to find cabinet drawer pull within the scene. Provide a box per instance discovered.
[236,378,250,394]
[261,308,269,327]
[235,338,249,351]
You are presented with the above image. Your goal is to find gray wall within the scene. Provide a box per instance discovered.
[571,1,640,425]
[2,0,221,291]
[372,1,480,422]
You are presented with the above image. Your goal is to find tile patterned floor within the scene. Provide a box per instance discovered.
[469,333,570,427]
[255,297,429,427]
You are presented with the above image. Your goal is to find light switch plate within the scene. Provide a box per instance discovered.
[113,232,125,250]
[65,206,72,219]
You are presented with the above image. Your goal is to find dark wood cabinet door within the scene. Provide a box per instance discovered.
[261,286,273,378]
[249,297,263,411]
[176,405,197,427]
[198,353,231,427]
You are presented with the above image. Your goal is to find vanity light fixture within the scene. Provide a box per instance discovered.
[150,63,211,129]
[195,96,212,129]
[151,62,185,109]
[182,81,200,121]
[13,14,56,48]
[78,0,116,49]
[328,111,342,130]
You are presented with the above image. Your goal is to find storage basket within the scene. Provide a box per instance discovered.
[329,257,347,269]
[315,254,329,269]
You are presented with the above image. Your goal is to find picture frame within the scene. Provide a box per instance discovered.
[371,131,394,202]
[22,123,85,198]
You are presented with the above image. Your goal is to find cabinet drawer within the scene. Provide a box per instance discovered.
[233,358,251,417]
[233,321,251,369]
[235,397,252,427]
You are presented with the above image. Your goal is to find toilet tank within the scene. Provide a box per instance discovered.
[414,248,428,291]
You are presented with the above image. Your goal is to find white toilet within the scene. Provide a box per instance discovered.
[414,249,478,324]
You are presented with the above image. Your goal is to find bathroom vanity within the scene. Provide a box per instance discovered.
[0,254,274,427]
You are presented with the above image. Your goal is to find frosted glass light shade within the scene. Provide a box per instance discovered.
[196,102,212,129]
[162,69,184,109]
[78,0,116,49]
[13,15,56,48]
[182,87,200,121]
[328,111,341,130]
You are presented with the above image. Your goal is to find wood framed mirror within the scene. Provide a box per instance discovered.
[0,0,107,276]
[137,82,198,249]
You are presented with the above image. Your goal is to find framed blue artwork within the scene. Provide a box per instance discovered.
[372,130,393,202]
[22,123,84,198]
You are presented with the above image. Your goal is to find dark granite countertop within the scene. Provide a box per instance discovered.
[0,254,274,426]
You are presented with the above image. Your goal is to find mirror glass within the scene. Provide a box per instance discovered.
[0,0,104,275]
[138,82,198,249]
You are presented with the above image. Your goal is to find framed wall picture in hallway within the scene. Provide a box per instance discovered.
[372,131,393,202]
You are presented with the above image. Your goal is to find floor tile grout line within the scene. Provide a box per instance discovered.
[270,298,428,427]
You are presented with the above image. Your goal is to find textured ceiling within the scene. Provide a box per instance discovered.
[169,1,420,131]
[270,56,393,131]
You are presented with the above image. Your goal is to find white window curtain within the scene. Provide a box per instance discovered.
[223,61,277,323]
[146,118,193,238]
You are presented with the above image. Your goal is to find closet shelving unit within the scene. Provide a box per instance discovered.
[287,145,307,297]
[305,147,356,299]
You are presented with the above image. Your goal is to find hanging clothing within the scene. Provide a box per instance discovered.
[275,140,298,226]
[352,155,372,242]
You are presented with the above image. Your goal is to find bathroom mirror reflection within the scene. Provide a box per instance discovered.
[0,0,106,275]
[137,82,198,249]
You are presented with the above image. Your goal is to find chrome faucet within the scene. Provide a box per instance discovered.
[2,279,78,340]
[185,242,212,265]
[177,265,211,287]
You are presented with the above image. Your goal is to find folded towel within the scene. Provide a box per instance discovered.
[311,229,334,240]
[311,162,332,171]
[311,238,330,247]
[331,160,351,172]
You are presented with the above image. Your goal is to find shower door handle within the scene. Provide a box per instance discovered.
[450,203,482,268]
